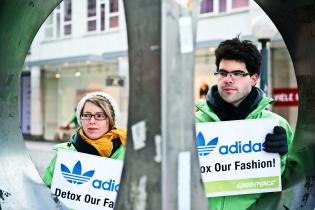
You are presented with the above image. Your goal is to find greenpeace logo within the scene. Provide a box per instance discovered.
[61,161,95,185]
[236,180,276,190]
[196,132,218,156]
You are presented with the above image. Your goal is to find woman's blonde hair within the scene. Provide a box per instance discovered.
[76,92,120,128]
[83,96,116,130]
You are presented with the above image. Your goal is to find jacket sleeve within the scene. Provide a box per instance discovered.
[279,119,294,175]
[42,154,57,188]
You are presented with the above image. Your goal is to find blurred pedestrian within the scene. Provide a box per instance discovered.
[199,82,209,99]
[60,108,80,130]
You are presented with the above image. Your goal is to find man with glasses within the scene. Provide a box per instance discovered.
[195,37,293,210]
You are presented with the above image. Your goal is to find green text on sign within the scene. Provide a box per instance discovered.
[204,176,280,193]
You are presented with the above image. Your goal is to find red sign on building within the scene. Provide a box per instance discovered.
[273,88,298,107]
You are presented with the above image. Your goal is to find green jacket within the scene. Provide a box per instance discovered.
[42,135,125,188]
[195,96,293,210]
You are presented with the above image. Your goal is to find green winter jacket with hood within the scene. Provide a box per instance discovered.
[42,132,125,188]
[195,86,293,210]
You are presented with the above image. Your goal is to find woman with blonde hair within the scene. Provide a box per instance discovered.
[43,91,126,187]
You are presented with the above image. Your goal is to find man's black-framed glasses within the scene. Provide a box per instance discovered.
[214,69,250,79]
[80,113,107,120]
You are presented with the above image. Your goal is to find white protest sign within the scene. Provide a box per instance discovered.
[51,150,123,210]
[196,118,281,197]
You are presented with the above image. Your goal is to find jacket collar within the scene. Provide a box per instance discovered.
[196,86,274,121]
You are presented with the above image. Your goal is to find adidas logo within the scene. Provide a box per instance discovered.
[0,189,11,201]
[61,161,95,185]
[196,132,218,156]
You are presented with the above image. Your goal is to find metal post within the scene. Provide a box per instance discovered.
[259,38,269,95]
[115,0,162,209]
[161,0,208,209]
[0,0,314,209]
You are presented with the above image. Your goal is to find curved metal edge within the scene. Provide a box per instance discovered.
[0,1,68,209]
[251,1,315,209]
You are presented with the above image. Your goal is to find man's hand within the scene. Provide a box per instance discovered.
[264,126,288,156]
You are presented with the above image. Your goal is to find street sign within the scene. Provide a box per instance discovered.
[273,88,298,107]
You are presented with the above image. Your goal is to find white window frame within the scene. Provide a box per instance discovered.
[86,0,120,34]
[199,0,249,17]
[43,1,72,40]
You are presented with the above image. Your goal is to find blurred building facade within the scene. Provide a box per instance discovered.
[22,0,297,140]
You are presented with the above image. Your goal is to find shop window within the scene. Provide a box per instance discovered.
[64,0,72,35]
[87,0,120,33]
[232,0,249,9]
[44,14,54,39]
[200,0,214,14]
[219,0,227,13]
[200,0,248,15]
[44,0,72,40]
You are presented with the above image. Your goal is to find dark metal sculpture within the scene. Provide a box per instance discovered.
[115,0,208,209]
[249,1,315,209]
[0,0,314,209]
[114,0,163,209]
[0,1,68,209]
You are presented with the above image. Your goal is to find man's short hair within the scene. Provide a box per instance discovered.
[215,37,262,76]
